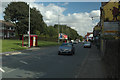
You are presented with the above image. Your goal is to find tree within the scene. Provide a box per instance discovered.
[4,2,47,39]
[4,2,29,38]
[47,26,57,37]
[30,7,47,35]
[53,24,80,40]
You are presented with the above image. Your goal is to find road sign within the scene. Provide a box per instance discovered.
[59,33,68,39]
[103,22,119,35]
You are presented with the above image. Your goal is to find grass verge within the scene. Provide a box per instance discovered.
[2,39,60,52]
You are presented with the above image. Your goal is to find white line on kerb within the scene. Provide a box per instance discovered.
[0,68,5,73]
[20,60,28,64]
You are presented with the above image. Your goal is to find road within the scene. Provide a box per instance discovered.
[2,43,106,78]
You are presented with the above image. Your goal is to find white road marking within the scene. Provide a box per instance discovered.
[5,54,10,56]
[11,52,22,55]
[20,60,28,64]
[0,68,5,73]
[6,69,16,73]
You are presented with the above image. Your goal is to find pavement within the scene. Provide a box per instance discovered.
[0,47,41,56]
[1,43,107,78]
[75,45,107,78]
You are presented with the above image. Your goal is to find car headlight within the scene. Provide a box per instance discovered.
[68,49,72,51]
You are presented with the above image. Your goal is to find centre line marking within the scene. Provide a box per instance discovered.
[7,69,16,73]
[20,60,28,65]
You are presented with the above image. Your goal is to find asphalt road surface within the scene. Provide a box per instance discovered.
[2,43,106,78]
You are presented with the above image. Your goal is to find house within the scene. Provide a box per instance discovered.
[100,0,120,54]
[101,1,120,22]
[93,22,101,37]
[85,32,93,41]
[0,20,15,39]
[100,1,120,36]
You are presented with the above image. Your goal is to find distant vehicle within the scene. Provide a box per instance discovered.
[58,43,75,55]
[83,41,91,48]
[71,40,74,43]
[78,40,81,43]
[76,39,80,43]
[73,40,78,44]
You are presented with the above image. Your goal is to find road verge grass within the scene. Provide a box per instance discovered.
[2,39,60,52]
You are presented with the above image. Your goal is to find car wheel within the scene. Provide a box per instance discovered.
[73,51,75,54]
[71,51,74,55]
[58,52,60,55]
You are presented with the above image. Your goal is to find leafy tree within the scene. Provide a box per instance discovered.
[4,2,29,38]
[4,2,47,39]
[47,26,57,37]
[53,24,80,40]
[4,2,82,41]
[30,7,47,34]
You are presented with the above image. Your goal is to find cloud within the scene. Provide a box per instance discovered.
[89,10,100,19]
[0,1,100,36]
[29,2,100,36]
[29,3,66,25]
[62,2,69,6]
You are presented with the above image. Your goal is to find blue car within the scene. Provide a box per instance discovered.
[58,43,75,55]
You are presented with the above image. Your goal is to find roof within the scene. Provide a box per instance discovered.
[23,34,38,37]
[85,32,93,38]
[0,20,15,27]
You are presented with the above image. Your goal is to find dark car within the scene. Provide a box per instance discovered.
[58,43,75,55]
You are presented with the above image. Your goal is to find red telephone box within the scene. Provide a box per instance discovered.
[22,34,38,47]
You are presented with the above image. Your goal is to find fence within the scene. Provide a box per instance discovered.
[101,39,120,78]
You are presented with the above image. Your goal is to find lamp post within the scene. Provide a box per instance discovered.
[28,1,31,48]
[58,15,60,44]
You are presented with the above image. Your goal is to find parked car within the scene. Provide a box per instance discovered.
[58,43,75,55]
[73,41,78,44]
[83,41,91,48]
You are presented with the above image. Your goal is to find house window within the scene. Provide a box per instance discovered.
[0,32,2,36]
[7,27,9,30]
[10,32,15,37]
[11,27,13,30]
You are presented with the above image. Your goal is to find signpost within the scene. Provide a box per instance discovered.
[59,33,68,40]
[103,22,119,35]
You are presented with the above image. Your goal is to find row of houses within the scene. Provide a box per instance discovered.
[93,0,120,51]
[93,0,120,77]
[0,20,15,39]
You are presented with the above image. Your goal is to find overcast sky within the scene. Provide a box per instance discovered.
[0,1,101,36]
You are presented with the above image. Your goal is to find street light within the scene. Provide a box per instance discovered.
[58,15,60,44]
[28,1,31,48]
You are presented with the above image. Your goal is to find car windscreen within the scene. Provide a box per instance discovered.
[61,43,72,47]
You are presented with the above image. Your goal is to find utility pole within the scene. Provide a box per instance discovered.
[58,15,60,44]
[28,1,31,48]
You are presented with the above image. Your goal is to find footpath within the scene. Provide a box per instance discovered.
[0,47,41,56]
[76,45,107,78]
